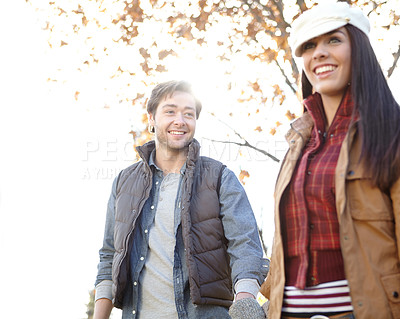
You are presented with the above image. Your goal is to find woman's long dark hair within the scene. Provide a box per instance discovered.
[301,24,400,191]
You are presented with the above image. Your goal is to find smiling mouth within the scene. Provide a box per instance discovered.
[169,130,185,135]
[315,65,337,75]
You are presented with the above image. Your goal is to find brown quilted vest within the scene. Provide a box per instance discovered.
[112,139,233,309]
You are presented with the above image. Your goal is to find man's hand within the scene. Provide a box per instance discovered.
[93,298,113,319]
[235,292,255,301]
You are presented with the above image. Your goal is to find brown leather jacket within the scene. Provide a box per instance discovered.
[260,112,400,319]
[112,139,233,308]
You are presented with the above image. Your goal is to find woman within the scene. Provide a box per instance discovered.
[260,2,400,319]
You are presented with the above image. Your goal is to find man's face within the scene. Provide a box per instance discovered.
[149,90,197,155]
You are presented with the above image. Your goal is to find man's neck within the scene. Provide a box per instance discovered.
[154,147,188,175]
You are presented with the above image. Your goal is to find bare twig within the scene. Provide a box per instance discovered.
[388,43,400,78]
[274,59,297,94]
[367,1,388,17]
[258,227,269,256]
[205,137,280,162]
[205,113,280,162]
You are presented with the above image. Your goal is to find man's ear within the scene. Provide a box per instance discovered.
[148,112,155,126]
[148,112,156,134]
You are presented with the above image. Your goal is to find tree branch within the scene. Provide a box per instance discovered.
[258,227,269,256]
[241,0,300,90]
[274,59,297,94]
[204,137,280,162]
[367,1,388,17]
[388,43,400,78]
[205,113,280,162]
[295,0,307,12]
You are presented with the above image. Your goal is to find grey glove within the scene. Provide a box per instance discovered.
[228,298,266,319]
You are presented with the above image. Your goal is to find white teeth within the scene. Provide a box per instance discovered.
[170,131,184,135]
[315,65,336,75]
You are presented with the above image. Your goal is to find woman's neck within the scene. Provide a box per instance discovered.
[320,94,343,129]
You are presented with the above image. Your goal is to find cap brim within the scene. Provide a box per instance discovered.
[293,20,347,57]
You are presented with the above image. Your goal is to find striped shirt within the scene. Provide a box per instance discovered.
[282,280,353,316]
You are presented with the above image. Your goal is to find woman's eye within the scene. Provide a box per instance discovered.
[329,37,341,44]
[303,42,315,51]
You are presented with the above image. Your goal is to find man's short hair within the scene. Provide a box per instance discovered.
[146,80,202,119]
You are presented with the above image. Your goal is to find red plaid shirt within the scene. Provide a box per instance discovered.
[281,89,355,289]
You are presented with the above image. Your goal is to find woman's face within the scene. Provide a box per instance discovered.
[301,27,352,101]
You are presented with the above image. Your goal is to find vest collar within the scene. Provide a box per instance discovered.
[136,138,201,169]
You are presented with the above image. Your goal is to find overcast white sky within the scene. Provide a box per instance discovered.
[0,2,112,318]
[0,2,278,318]
[0,1,399,318]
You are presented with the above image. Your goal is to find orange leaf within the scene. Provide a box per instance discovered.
[285,110,296,121]
[139,48,151,59]
[82,16,88,26]
[158,49,175,60]
[239,170,250,185]
[155,64,167,72]
[140,62,152,75]
[251,82,261,92]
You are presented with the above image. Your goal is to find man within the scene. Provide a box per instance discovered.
[93,80,266,319]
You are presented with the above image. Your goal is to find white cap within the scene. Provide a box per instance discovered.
[290,1,370,57]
